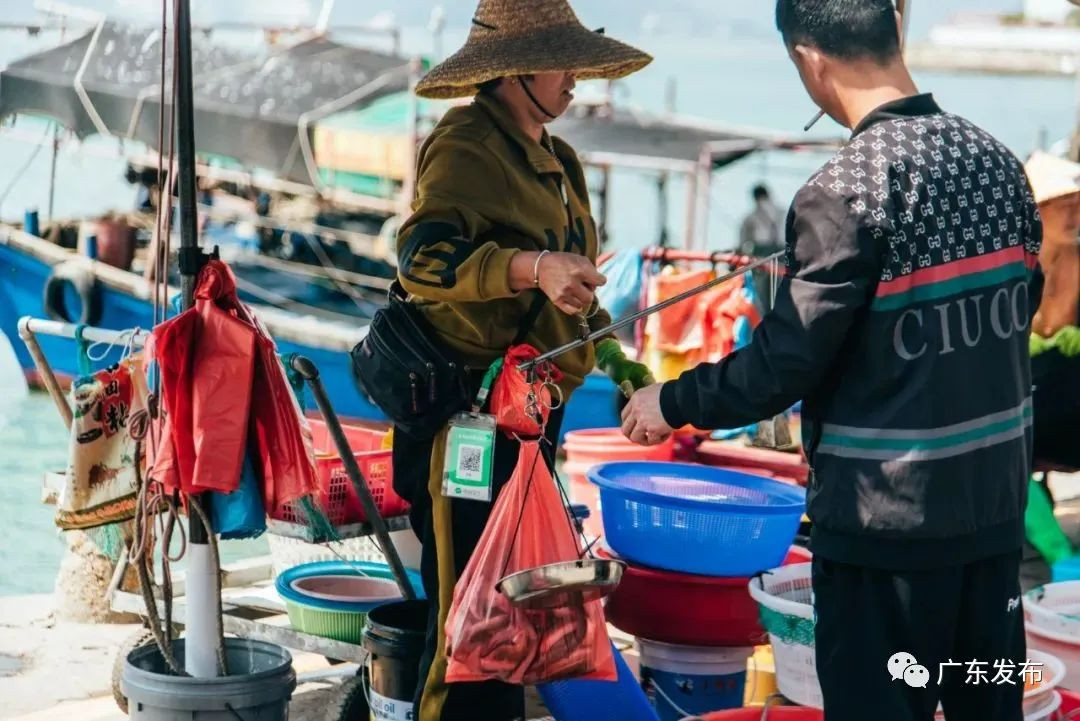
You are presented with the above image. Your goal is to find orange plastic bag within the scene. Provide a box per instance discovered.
[489,345,563,438]
[444,441,616,685]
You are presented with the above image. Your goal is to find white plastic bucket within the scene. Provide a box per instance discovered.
[1024,582,1080,638]
[748,563,822,708]
[1027,624,1080,691]
[637,639,753,721]
[1025,690,1061,721]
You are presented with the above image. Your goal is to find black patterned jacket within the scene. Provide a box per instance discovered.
[662,95,1044,569]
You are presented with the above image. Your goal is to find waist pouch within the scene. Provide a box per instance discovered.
[351,283,545,439]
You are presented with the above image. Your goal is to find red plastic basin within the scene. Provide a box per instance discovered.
[602,546,811,647]
[696,441,810,486]
[564,428,676,540]
[564,428,676,465]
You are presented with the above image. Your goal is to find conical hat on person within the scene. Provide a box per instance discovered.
[1025,151,1080,205]
[415,0,652,100]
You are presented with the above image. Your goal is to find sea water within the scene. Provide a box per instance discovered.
[0,0,1076,594]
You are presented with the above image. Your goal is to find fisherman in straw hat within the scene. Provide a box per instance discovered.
[390,2,653,718]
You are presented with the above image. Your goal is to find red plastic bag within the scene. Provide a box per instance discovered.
[150,261,319,513]
[489,345,563,438]
[150,265,256,494]
[444,441,616,685]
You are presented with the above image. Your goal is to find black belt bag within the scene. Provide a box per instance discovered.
[351,282,546,439]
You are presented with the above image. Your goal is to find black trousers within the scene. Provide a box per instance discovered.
[812,552,1026,721]
[393,409,564,721]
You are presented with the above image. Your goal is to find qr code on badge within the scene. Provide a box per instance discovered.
[456,445,484,481]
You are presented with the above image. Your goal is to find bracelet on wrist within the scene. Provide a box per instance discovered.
[533,250,550,287]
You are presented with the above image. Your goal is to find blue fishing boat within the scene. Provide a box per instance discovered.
[0,226,623,435]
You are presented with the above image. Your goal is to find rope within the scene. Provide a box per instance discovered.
[130,435,184,675]
[499,440,545,580]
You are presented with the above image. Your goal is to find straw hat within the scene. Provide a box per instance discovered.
[415,0,652,100]
[1025,151,1080,205]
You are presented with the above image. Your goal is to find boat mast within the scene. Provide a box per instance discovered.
[174,0,219,679]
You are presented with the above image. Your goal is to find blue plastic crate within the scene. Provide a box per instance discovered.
[589,462,806,576]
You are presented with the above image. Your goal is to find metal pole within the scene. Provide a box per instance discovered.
[17,317,73,429]
[400,57,422,216]
[46,18,67,223]
[177,0,199,312]
[694,147,712,250]
[175,0,218,679]
[289,356,416,600]
[520,251,784,371]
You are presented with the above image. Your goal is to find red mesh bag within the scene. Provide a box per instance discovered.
[489,345,563,438]
[444,441,615,685]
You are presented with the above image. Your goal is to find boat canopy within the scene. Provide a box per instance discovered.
[1,20,833,207]
[0,21,413,184]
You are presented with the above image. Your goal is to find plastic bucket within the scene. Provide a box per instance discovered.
[122,638,295,720]
[638,639,753,721]
[363,600,428,721]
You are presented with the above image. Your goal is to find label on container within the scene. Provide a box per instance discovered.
[370,690,413,721]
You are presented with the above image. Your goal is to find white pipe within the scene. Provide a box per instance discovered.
[184,543,220,678]
[315,0,336,34]
[19,316,150,347]
[72,17,112,137]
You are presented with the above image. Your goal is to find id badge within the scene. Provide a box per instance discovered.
[442,411,496,502]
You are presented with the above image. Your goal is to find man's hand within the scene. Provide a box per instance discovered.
[620,382,674,446]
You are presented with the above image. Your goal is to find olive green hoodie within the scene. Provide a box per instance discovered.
[396,92,611,395]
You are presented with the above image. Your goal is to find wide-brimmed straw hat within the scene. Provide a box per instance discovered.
[415,0,653,100]
[1025,151,1080,205]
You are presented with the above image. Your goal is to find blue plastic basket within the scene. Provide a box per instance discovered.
[275,561,426,644]
[275,561,425,611]
[538,642,658,721]
[589,462,806,576]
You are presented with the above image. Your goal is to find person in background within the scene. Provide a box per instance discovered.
[620,1,1043,719]
[738,183,785,258]
[394,1,653,719]
[738,183,785,312]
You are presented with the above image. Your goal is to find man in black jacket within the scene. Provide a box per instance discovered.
[621,1,1043,719]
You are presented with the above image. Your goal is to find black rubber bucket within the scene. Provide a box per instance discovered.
[122,638,295,720]
[363,600,429,720]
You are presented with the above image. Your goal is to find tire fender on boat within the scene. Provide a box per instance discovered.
[43,260,103,326]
